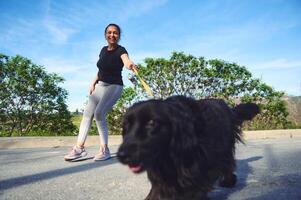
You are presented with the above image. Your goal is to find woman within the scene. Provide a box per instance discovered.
[64,23,137,161]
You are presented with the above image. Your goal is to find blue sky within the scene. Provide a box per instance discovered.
[1,0,300,111]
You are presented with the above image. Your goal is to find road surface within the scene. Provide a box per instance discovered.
[1,138,301,200]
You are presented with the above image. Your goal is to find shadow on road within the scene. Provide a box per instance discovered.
[244,173,301,199]
[0,155,119,191]
[209,156,263,199]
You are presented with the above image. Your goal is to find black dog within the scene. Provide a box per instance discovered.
[117,95,259,200]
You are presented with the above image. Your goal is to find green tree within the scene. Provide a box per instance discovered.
[131,52,290,130]
[0,54,76,136]
[107,87,137,135]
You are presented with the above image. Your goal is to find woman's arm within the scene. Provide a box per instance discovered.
[121,53,138,71]
[89,73,99,95]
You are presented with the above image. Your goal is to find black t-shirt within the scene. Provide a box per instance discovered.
[97,45,128,85]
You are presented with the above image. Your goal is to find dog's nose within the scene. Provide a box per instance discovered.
[117,149,129,163]
[117,150,125,158]
[117,142,138,164]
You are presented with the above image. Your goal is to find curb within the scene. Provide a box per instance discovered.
[243,129,301,140]
[0,129,301,149]
[0,135,122,149]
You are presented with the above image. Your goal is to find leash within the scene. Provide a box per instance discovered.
[132,68,154,98]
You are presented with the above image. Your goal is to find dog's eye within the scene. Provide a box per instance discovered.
[145,119,157,129]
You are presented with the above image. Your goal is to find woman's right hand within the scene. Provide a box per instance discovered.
[89,83,96,95]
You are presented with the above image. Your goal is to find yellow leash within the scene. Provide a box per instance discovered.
[132,68,154,98]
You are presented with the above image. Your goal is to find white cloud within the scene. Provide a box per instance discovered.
[0,17,40,49]
[253,58,301,70]
[64,80,91,88]
[47,65,82,74]
[132,51,168,63]
[42,0,95,44]
[43,17,76,44]
[40,58,86,74]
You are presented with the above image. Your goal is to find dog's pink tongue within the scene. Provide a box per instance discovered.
[129,164,141,173]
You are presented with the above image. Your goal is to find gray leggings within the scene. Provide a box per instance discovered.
[77,81,123,145]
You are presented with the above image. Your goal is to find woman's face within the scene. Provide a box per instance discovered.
[105,26,120,45]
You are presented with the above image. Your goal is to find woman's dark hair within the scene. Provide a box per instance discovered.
[104,23,121,36]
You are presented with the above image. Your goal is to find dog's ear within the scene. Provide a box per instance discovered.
[169,116,204,164]
[168,117,208,187]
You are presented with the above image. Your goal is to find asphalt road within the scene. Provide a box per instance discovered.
[1,138,301,200]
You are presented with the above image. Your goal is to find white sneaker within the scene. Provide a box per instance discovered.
[64,145,87,161]
[93,148,111,161]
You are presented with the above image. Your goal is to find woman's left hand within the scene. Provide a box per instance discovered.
[129,63,138,72]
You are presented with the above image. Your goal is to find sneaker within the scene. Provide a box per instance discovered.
[64,145,87,161]
[93,148,111,161]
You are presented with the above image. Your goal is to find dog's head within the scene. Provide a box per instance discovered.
[117,99,173,173]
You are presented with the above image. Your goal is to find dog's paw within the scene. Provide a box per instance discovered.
[218,174,237,188]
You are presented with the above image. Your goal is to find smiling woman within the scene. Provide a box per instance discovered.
[64,23,138,162]
[105,24,121,46]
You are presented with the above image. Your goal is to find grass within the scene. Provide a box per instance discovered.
[71,114,82,127]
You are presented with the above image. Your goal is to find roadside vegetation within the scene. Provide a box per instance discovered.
[1,53,300,136]
[0,54,76,136]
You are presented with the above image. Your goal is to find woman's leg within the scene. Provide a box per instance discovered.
[64,92,99,161]
[76,91,100,147]
[93,83,123,147]
[92,83,122,160]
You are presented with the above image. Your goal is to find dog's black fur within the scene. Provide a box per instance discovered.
[117,95,259,200]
